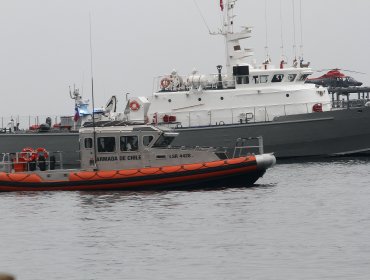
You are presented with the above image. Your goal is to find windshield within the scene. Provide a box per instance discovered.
[152,135,176,148]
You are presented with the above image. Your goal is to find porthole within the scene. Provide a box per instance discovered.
[286,94,290,97]
[168,99,172,103]
[220,97,224,100]
[198,98,202,101]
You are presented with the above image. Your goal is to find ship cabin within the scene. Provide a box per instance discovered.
[79,121,223,170]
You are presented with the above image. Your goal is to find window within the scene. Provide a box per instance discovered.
[287,74,297,82]
[236,76,249,85]
[84,138,93,149]
[97,137,116,153]
[298,74,310,81]
[143,135,154,147]
[260,75,269,83]
[234,45,241,51]
[272,74,284,83]
[153,135,176,148]
[120,136,138,151]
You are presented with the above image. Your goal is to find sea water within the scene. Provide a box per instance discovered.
[1,158,370,280]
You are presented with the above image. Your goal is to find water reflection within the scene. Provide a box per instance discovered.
[76,183,278,210]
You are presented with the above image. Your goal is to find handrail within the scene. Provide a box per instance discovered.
[0,151,64,172]
[155,101,332,128]
[232,136,264,158]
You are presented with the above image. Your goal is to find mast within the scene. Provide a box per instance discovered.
[212,0,253,77]
[89,14,98,170]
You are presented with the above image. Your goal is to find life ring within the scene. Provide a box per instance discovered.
[36,147,49,159]
[129,100,140,111]
[160,77,171,89]
[20,147,37,162]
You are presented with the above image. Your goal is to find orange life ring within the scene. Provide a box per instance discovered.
[129,100,140,111]
[20,147,37,162]
[160,77,171,89]
[36,147,49,159]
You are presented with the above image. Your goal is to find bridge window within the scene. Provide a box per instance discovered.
[287,74,297,82]
[272,74,284,83]
[143,135,154,147]
[84,138,93,149]
[97,137,116,153]
[120,136,138,152]
[260,75,269,83]
[153,135,175,148]
[298,74,310,81]
[236,76,249,85]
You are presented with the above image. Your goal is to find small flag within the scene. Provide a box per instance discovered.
[220,0,224,11]
[74,106,80,122]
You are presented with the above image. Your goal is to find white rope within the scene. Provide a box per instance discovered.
[292,0,297,59]
[280,0,285,58]
[264,0,270,59]
[193,0,212,34]
[299,0,304,59]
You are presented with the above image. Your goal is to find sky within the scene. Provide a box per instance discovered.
[1,0,370,119]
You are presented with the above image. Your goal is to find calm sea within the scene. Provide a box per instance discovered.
[1,158,370,280]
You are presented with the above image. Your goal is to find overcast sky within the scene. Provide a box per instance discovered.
[1,0,370,118]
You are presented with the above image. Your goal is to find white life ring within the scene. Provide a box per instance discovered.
[160,77,171,89]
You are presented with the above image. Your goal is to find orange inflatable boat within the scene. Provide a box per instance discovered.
[0,155,273,192]
[0,122,276,192]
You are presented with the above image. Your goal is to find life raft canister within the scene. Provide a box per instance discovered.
[20,147,37,162]
[36,147,49,159]
[160,77,171,89]
[129,100,140,111]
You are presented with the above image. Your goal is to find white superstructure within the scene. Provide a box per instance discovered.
[140,0,330,127]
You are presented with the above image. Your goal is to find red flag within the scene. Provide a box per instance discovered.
[220,0,224,11]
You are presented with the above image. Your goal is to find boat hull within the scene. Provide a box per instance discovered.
[1,107,370,165]
[173,107,370,158]
[0,157,266,192]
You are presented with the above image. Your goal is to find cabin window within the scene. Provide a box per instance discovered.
[84,138,93,149]
[234,45,241,51]
[143,135,154,147]
[298,74,310,81]
[153,135,175,148]
[97,137,116,153]
[287,74,297,82]
[272,74,284,83]
[120,136,138,152]
[236,76,249,85]
[260,75,269,83]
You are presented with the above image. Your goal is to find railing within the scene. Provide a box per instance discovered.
[153,74,236,93]
[332,99,369,109]
[0,151,64,173]
[157,101,330,128]
[0,115,82,133]
[232,136,264,158]
[153,72,308,93]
